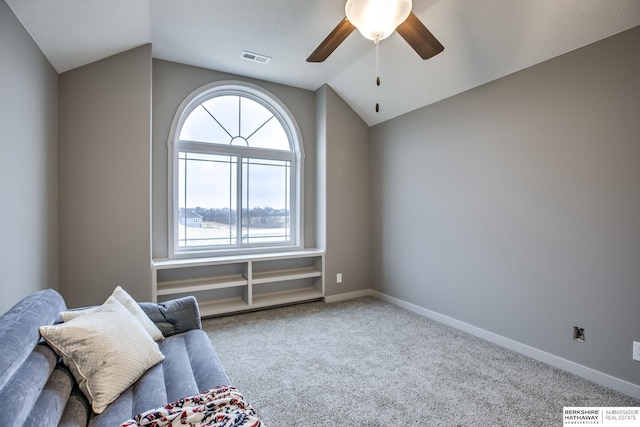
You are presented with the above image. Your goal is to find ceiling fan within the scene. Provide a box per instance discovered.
[307,0,444,63]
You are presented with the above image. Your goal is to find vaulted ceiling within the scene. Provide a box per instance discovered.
[6,0,640,126]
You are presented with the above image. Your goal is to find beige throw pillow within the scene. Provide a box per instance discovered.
[39,296,165,414]
[60,286,164,341]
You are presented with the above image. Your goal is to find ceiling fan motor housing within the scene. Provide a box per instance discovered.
[345,0,412,41]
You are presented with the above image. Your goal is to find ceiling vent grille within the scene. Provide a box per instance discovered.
[241,51,271,64]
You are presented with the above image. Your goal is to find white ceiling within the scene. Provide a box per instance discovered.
[6,0,640,126]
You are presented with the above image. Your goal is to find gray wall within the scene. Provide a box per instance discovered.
[316,86,371,296]
[0,1,59,314]
[152,59,317,259]
[371,26,640,387]
[58,45,153,307]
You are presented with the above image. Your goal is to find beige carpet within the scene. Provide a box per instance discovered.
[202,297,639,426]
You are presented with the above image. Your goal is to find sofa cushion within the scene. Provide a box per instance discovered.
[58,389,91,427]
[0,289,69,426]
[139,296,202,337]
[60,286,164,341]
[88,329,230,427]
[39,296,165,414]
[22,364,77,427]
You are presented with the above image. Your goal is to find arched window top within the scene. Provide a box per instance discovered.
[180,95,290,151]
[172,81,303,157]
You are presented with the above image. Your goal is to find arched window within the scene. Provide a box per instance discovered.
[168,82,303,257]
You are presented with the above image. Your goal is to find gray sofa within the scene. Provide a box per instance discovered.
[0,288,231,427]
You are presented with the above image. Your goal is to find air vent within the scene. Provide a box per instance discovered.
[241,51,271,64]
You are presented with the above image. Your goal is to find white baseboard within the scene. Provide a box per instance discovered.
[324,289,375,303]
[326,288,640,399]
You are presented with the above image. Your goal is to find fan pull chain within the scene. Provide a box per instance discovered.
[375,36,380,113]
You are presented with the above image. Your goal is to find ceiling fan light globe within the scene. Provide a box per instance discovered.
[345,0,412,41]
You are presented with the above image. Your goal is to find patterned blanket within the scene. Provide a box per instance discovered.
[120,386,264,427]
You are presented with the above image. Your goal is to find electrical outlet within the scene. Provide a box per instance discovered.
[336,273,343,284]
[633,341,640,362]
[573,326,585,343]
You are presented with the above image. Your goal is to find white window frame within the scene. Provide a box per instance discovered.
[167,81,304,258]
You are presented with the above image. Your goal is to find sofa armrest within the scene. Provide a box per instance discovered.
[139,296,202,337]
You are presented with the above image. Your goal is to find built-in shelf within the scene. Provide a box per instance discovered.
[252,287,324,309]
[198,297,249,317]
[156,274,248,295]
[152,249,324,317]
[252,267,322,284]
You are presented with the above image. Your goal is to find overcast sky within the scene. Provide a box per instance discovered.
[179,155,290,210]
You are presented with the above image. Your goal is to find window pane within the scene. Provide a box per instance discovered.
[179,106,231,144]
[201,96,239,137]
[242,158,291,245]
[178,152,238,247]
[240,97,273,139]
[246,115,290,150]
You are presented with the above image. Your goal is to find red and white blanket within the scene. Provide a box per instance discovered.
[120,386,263,427]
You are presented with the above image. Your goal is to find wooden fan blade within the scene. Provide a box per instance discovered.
[396,12,444,60]
[307,18,356,62]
